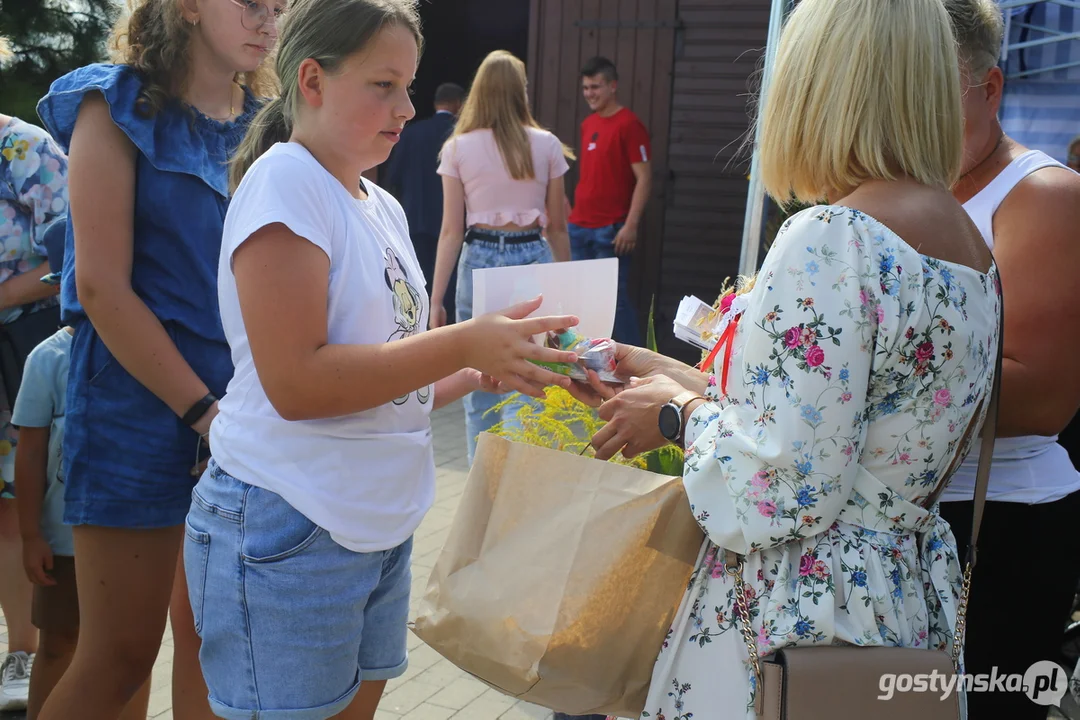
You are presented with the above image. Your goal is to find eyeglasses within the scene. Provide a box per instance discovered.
[227,0,286,31]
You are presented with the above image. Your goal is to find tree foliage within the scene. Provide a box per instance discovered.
[1,0,119,123]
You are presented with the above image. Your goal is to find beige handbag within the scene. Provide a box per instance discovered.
[725,305,1003,720]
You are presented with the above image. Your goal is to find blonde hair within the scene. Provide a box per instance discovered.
[446,50,573,181]
[944,0,1004,76]
[111,0,277,118]
[230,0,422,190]
[759,0,964,204]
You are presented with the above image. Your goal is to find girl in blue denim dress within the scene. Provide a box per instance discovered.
[182,1,581,717]
[34,0,279,716]
[428,50,576,465]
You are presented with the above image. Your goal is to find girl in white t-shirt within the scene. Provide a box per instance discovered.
[182,2,580,718]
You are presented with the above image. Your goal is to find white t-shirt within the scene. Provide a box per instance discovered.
[211,142,435,553]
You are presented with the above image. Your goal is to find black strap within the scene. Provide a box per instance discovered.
[182,393,217,427]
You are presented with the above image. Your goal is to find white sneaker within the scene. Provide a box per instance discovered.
[0,650,32,711]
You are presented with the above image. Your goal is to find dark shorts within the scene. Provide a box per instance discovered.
[31,555,79,635]
[63,321,230,529]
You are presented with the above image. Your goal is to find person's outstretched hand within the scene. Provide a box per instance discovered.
[465,296,580,398]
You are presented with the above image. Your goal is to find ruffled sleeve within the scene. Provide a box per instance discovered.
[682,207,891,555]
[36,63,259,197]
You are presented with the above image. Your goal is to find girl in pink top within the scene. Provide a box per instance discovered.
[430,49,575,464]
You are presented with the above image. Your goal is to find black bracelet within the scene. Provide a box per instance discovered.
[182,393,217,427]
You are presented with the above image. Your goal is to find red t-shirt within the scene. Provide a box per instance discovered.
[569,108,651,229]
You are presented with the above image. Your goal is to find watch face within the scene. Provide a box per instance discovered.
[658,403,681,441]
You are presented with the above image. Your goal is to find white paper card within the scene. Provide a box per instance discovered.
[472,258,618,339]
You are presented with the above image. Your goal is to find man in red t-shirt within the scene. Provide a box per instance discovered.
[568,56,651,346]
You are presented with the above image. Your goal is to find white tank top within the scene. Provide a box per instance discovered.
[941,150,1080,504]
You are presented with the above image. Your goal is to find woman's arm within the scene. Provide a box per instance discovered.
[992,170,1080,437]
[590,211,880,554]
[233,224,578,422]
[430,175,466,328]
[0,264,59,311]
[545,175,571,262]
[68,93,216,422]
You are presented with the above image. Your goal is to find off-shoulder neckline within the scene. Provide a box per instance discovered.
[810,204,995,279]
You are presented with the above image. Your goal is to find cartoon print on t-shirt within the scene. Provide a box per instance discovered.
[384,247,430,405]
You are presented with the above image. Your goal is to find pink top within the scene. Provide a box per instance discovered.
[437,127,570,228]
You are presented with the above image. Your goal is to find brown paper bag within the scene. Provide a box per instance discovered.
[412,433,705,717]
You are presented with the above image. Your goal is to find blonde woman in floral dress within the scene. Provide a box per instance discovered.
[570,0,1002,717]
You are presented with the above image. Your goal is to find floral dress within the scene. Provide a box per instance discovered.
[0,118,68,496]
[641,206,1000,720]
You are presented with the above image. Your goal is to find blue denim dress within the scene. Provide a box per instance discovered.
[37,64,260,528]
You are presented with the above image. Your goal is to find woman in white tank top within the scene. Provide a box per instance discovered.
[941,3,1080,718]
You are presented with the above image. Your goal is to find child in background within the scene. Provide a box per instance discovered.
[13,219,150,720]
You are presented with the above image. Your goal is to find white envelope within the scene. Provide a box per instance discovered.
[472,258,619,340]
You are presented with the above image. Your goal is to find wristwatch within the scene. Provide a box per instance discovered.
[658,391,707,445]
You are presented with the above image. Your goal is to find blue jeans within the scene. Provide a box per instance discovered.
[568,222,641,346]
[456,228,553,465]
[185,461,413,719]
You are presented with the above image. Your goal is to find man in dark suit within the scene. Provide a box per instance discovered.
[384,82,466,323]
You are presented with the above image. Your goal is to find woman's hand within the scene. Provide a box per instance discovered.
[612,343,685,382]
[590,375,689,460]
[567,344,672,408]
[566,369,622,407]
[464,296,580,399]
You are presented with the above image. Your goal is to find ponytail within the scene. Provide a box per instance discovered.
[230,96,290,192]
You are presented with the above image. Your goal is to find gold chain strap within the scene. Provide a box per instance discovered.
[726,551,764,715]
[951,561,973,670]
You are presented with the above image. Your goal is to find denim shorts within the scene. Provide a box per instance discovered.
[184,461,413,720]
[455,228,553,325]
[64,320,232,528]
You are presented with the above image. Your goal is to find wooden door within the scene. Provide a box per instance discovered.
[527,0,678,340]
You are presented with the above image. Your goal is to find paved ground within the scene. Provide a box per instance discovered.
[0,401,554,720]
